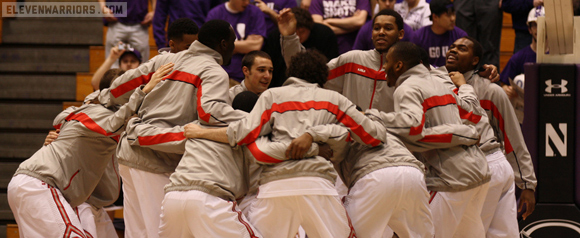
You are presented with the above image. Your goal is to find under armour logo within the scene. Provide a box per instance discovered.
[545,79,568,93]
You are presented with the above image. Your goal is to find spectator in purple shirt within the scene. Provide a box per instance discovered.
[410,0,467,67]
[500,6,544,98]
[152,0,221,49]
[254,0,297,35]
[100,0,155,66]
[500,0,542,53]
[309,0,370,54]
[206,0,267,84]
[353,0,414,50]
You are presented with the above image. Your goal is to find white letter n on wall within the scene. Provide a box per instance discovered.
[546,123,567,157]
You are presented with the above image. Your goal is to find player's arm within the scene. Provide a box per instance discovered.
[99,63,173,134]
[127,123,187,154]
[196,69,248,126]
[400,123,480,152]
[247,136,320,165]
[152,0,170,48]
[186,91,274,145]
[324,56,346,94]
[379,85,426,142]
[278,9,306,68]
[234,35,265,54]
[104,54,162,107]
[323,10,368,33]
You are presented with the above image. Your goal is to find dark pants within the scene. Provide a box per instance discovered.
[454,0,503,67]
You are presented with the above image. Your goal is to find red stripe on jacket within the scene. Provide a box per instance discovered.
[65,112,115,137]
[410,94,457,136]
[110,72,154,98]
[163,70,210,123]
[328,63,386,81]
[247,142,284,164]
[452,89,482,124]
[138,132,186,146]
[480,100,514,153]
[238,101,382,147]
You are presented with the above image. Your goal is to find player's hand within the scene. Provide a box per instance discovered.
[103,6,118,22]
[449,71,467,87]
[143,62,174,93]
[110,42,125,60]
[300,0,311,10]
[317,143,333,160]
[141,11,154,26]
[502,84,517,98]
[183,123,203,139]
[254,0,270,12]
[278,8,297,36]
[286,133,313,159]
[519,189,536,220]
[43,129,60,146]
[478,64,499,82]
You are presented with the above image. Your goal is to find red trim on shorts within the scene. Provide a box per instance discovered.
[429,191,438,204]
[63,170,80,190]
[48,185,87,238]
[230,202,259,238]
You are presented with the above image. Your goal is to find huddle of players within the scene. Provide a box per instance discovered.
[8,7,536,238]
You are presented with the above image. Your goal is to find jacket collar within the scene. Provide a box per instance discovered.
[463,70,476,84]
[395,64,431,88]
[283,77,320,87]
[188,40,224,65]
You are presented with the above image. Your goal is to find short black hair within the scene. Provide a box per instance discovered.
[232,91,259,113]
[292,7,314,30]
[198,20,234,49]
[168,18,199,42]
[100,68,125,91]
[460,36,483,69]
[242,51,272,69]
[373,9,404,32]
[418,46,430,70]
[287,49,329,87]
[389,42,422,70]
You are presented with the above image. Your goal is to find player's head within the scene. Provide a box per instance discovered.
[198,20,237,66]
[232,91,260,113]
[430,0,456,31]
[242,51,273,94]
[168,18,199,53]
[527,6,544,43]
[372,9,404,53]
[418,46,431,70]
[383,42,422,87]
[445,36,482,73]
[228,0,251,12]
[287,49,329,87]
[119,49,141,71]
[292,7,315,44]
[377,0,397,11]
[100,68,125,91]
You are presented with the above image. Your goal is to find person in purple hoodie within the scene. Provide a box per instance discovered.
[99,0,154,66]
[206,0,267,85]
[152,0,221,49]
[410,0,467,67]
[254,0,298,35]
[353,0,414,50]
[309,0,370,54]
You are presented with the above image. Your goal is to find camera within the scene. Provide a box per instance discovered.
[118,42,134,51]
